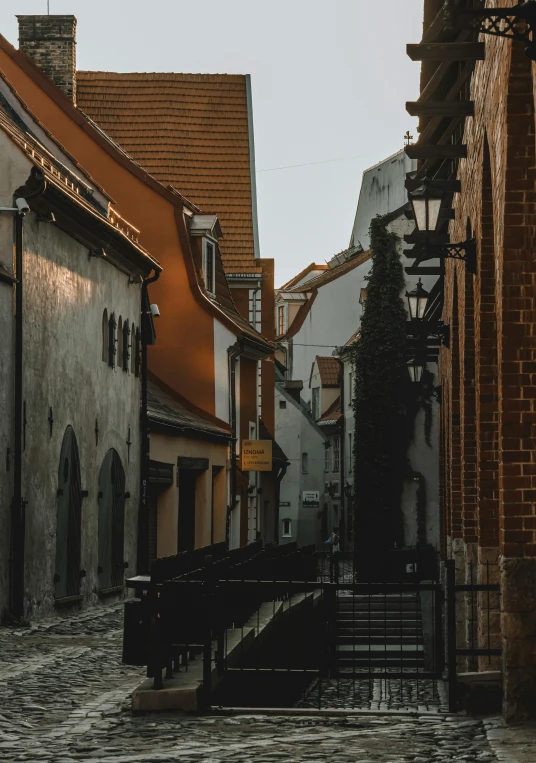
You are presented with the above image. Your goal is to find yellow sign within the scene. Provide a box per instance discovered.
[242,440,272,471]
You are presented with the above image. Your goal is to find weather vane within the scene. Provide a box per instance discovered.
[404,130,414,147]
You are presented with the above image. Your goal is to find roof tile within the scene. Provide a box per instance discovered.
[77,71,258,272]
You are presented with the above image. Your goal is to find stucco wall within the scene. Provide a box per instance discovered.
[0,135,145,619]
[150,433,228,557]
[275,386,326,547]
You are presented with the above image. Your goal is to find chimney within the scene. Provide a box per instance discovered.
[17,15,77,102]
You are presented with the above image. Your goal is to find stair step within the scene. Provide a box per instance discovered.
[336,637,424,646]
[335,658,425,668]
[336,644,424,653]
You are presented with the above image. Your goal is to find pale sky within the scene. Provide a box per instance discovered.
[4,1,423,286]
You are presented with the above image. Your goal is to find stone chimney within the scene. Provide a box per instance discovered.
[17,15,77,102]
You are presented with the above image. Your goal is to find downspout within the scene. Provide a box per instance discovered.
[336,354,345,551]
[137,268,161,575]
[11,176,46,619]
[273,461,288,544]
[226,341,243,547]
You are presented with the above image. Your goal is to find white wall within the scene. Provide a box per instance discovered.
[275,387,326,547]
[213,319,236,424]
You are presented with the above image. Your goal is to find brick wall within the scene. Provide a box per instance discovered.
[438,1,536,717]
[17,15,77,102]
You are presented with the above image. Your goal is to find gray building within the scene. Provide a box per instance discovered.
[0,96,159,620]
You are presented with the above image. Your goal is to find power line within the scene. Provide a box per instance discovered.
[257,154,364,173]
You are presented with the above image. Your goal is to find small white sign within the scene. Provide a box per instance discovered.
[302,491,320,509]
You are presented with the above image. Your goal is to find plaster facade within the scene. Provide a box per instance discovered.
[0,133,144,619]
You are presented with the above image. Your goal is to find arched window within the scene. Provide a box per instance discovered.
[108,312,117,368]
[98,449,126,590]
[134,327,141,378]
[117,317,123,370]
[130,324,136,375]
[55,426,83,600]
[123,320,130,372]
[102,309,108,362]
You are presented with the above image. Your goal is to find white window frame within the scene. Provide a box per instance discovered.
[282,518,292,538]
[203,237,217,295]
[324,443,330,473]
[332,436,340,473]
[277,304,285,335]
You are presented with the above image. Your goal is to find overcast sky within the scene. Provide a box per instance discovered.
[4,1,423,286]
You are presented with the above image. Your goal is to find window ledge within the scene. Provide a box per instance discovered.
[98,585,125,598]
[55,594,83,607]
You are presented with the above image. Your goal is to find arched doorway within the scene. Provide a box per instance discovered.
[55,426,83,600]
[98,449,126,590]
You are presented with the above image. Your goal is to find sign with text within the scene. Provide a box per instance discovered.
[302,491,320,508]
[242,440,272,471]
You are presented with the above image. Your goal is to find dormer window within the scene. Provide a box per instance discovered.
[203,238,216,295]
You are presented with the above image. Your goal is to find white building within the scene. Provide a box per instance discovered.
[275,149,440,552]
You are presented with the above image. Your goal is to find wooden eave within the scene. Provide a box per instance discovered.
[406,100,474,117]
[407,42,485,61]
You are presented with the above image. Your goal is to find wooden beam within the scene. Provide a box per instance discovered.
[404,231,450,245]
[405,178,461,193]
[407,42,485,61]
[407,101,474,117]
[405,266,442,275]
[405,144,467,159]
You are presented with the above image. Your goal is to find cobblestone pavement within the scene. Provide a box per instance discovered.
[0,603,501,762]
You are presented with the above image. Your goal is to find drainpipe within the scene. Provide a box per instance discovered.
[336,353,346,551]
[137,268,161,575]
[227,342,243,547]
[10,178,46,619]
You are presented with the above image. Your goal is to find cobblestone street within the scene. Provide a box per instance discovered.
[0,603,505,762]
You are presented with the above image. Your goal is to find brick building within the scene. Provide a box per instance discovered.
[408,0,536,720]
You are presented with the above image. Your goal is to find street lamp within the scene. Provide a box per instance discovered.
[410,186,442,233]
[408,356,426,384]
[406,279,429,321]
[344,482,353,499]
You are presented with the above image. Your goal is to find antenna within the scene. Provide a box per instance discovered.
[47,1,50,14]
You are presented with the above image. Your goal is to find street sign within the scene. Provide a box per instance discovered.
[242,440,272,471]
[302,491,320,508]
[279,501,291,507]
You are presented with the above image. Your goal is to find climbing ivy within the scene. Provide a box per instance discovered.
[352,215,410,557]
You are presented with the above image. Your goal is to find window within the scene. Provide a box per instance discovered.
[332,436,340,472]
[117,317,123,370]
[122,320,130,372]
[108,312,117,368]
[134,327,141,378]
[278,305,285,335]
[282,518,292,538]
[324,443,330,472]
[302,452,309,474]
[130,324,136,375]
[102,309,108,362]
[348,371,353,406]
[312,387,320,420]
[359,287,368,305]
[279,400,287,409]
[204,239,215,294]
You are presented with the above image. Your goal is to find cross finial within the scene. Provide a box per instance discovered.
[404,130,414,147]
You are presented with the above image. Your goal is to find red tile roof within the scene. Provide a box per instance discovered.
[316,356,340,388]
[318,395,342,424]
[76,71,258,273]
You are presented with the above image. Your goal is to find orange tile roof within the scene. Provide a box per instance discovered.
[286,250,371,293]
[316,356,340,388]
[76,71,258,273]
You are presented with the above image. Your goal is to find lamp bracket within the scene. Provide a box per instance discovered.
[444,0,536,60]
[428,237,477,274]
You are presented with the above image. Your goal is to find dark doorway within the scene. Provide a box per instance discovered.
[178,470,197,552]
[55,426,82,600]
[98,449,126,590]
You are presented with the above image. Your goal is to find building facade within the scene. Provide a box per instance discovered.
[0,99,159,619]
[409,0,536,720]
